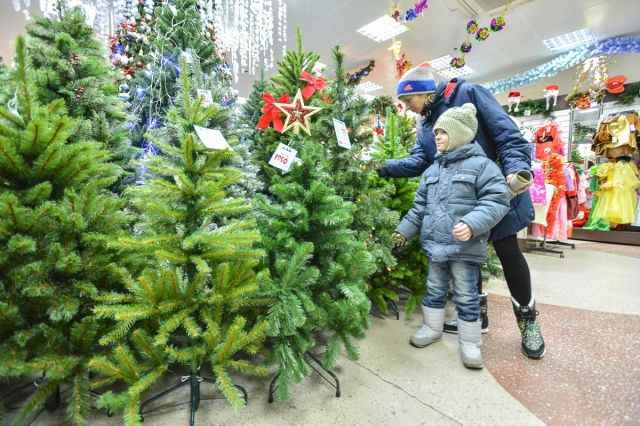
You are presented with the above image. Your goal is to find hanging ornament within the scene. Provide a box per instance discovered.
[507,91,521,113]
[544,85,559,110]
[475,27,490,41]
[490,16,506,32]
[451,2,513,69]
[396,53,412,78]
[567,55,609,108]
[391,0,429,23]
[274,89,322,135]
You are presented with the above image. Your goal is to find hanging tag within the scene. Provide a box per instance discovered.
[524,109,532,116]
[196,89,213,107]
[268,143,298,172]
[332,118,352,149]
[630,123,636,132]
[193,125,231,150]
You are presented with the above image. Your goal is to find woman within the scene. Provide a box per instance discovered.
[378,62,545,359]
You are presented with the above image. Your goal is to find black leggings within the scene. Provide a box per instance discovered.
[484,234,531,306]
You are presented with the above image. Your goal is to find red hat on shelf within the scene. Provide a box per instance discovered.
[606,75,627,94]
[545,85,559,92]
[508,91,521,98]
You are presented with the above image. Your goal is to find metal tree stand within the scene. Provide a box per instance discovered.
[268,351,340,403]
[139,369,247,426]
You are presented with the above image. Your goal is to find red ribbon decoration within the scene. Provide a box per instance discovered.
[256,92,291,132]
[299,71,327,99]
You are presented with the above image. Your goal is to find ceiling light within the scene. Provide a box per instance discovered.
[543,28,596,52]
[425,55,474,79]
[357,16,409,42]
[356,82,383,93]
[359,94,377,102]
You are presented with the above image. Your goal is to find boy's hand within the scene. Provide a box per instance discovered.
[393,232,407,248]
[452,222,473,241]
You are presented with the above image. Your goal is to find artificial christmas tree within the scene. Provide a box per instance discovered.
[369,107,429,314]
[0,36,130,425]
[317,47,399,315]
[89,61,268,425]
[113,0,230,149]
[25,4,136,179]
[250,31,375,401]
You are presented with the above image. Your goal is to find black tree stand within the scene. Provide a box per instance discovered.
[268,351,340,403]
[139,368,247,426]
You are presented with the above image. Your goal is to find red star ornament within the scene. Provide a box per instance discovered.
[274,89,322,135]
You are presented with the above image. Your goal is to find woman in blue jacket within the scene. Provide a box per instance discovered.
[378,62,545,359]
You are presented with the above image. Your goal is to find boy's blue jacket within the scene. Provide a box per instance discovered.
[396,143,510,263]
[380,79,534,241]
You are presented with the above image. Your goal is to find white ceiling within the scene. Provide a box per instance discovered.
[1,0,639,104]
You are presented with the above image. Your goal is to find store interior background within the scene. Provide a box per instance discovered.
[2,0,639,105]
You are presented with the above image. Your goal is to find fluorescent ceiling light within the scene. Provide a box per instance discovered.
[356,81,383,93]
[543,28,596,52]
[357,15,408,42]
[359,93,376,102]
[426,55,474,79]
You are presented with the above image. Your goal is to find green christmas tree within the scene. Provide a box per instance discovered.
[0,36,130,425]
[250,31,375,401]
[25,4,136,179]
[316,47,399,315]
[89,61,268,425]
[369,107,429,315]
[121,0,229,148]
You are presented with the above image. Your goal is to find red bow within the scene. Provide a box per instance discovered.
[256,92,291,132]
[300,71,327,99]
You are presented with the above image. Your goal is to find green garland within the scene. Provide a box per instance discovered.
[614,81,640,106]
[508,98,554,118]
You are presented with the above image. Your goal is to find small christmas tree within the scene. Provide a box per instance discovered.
[251,30,375,401]
[318,47,399,315]
[25,4,136,179]
[369,107,429,314]
[89,60,268,425]
[0,36,130,425]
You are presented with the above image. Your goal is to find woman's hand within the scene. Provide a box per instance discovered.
[393,232,407,248]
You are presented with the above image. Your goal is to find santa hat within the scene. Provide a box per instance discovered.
[396,62,437,98]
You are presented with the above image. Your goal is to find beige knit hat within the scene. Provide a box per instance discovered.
[433,103,478,152]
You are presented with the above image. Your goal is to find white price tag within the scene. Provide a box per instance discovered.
[268,143,298,172]
[193,125,231,150]
[630,123,636,132]
[332,118,351,149]
[196,89,213,107]
[523,109,532,116]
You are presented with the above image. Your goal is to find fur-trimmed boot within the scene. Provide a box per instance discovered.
[512,296,546,359]
[410,306,444,348]
[444,292,489,334]
[458,318,483,369]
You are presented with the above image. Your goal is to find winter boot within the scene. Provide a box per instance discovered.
[512,296,546,359]
[458,318,483,369]
[443,292,489,334]
[410,306,445,348]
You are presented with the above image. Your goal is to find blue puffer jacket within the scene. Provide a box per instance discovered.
[396,143,510,264]
[379,79,534,241]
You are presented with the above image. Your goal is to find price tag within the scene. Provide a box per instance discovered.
[523,109,532,116]
[268,143,298,172]
[630,123,636,132]
[332,118,351,149]
[196,89,213,107]
[193,125,231,150]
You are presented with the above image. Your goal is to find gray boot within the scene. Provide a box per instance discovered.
[458,318,483,369]
[410,306,444,348]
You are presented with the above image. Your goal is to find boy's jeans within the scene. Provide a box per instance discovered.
[423,260,480,322]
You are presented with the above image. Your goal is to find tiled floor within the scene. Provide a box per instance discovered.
[7,241,640,425]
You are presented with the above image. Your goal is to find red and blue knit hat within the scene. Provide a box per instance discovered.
[396,62,437,98]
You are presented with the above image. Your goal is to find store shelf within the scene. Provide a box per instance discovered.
[571,228,640,246]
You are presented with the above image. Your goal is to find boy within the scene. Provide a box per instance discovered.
[394,103,510,369]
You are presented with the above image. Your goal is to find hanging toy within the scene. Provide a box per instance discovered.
[475,27,490,41]
[490,16,506,32]
[460,40,472,53]
[507,91,521,112]
[466,20,479,34]
[450,57,466,69]
[544,85,559,110]
[118,83,130,100]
